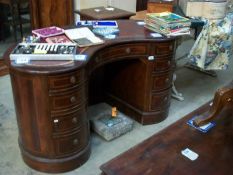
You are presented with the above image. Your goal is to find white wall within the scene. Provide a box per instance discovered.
[111,0,136,12]
[73,0,136,12]
[80,0,107,9]
[74,0,107,20]
[74,0,80,21]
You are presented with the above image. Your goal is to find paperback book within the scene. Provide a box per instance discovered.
[65,27,104,47]
[145,12,191,37]
[146,12,190,25]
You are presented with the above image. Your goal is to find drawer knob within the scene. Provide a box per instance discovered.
[54,119,59,123]
[169,45,173,51]
[165,78,170,83]
[168,61,171,65]
[126,48,131,54]
[70,96,76,103]
[148,56,155,61]
[72,117,78,124]
[70,76,76,84]
[95,57,100,62]
[164,97,168,101]
[73,139,79,145]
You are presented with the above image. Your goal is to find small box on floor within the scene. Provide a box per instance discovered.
[88,103,134,141]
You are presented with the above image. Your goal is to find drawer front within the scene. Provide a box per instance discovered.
[48,70,85,90]
[153,58,172,72]
[152,72,172,91]
[50,86,85,111]
[52,107,86,133]
[53,126,88,155]
[154,42,174,55]
[150,90,171,111]
[100,43,148,60]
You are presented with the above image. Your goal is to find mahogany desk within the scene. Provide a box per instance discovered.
[4,20,175,173]
[100,96,233,175]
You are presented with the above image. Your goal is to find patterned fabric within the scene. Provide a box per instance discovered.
[189,13,233,70]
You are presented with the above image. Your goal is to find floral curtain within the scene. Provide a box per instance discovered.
[188,12,233,70]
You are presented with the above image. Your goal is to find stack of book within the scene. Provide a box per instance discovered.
[145,12,191,36]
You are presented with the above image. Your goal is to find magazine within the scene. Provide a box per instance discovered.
[146,12,190,25]
[65,27,104,47]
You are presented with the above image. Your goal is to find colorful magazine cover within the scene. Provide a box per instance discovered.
[146,12,190,24]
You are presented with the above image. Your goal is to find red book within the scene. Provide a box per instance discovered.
[45,34,73,43]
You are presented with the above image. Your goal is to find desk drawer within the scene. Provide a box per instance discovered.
[150,90,171,111]
[52,106,86,133]
[100,43,148,60]
[48,70,85,91]
[154,42,174,55]
[50,86,85,111]
[53,126,88,155]
[153,57,173,72]
[152,72,172,91]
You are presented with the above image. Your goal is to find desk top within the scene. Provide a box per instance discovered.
[74,6,135,20]
[4,20,175,75]
[100,99,233,175]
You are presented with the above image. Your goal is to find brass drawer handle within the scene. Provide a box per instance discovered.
[72,117,78,124]
[95,57,100,62]
[70,76,76,84]
[126,48,131,54]
[53,119,59,123]
[148,56,155,60]
[165,78,170,83]
[70,96,76,103]
[169,45,173,51]
[73,139,79,145]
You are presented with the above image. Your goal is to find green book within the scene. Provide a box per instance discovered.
[146,12,190,25]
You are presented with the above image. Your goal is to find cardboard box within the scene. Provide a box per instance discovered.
[179,0,227,19]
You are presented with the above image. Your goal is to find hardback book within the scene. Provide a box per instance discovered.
[145,12,191,36]
[45,34,73,43]
[32,26,65,39]
[146,12,190,25]
[145,17,191,30]
[65,27,104,47]
[179,0,227,19]
[145,24,190,36]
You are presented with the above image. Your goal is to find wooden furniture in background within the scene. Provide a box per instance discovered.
[194,84,233,126]
[147,0,173,13]
[100,81,233,175]
[136,0,148,11]
[4,20,175,173]
[29,0,74,29]
[131,0,174,20]
[0,0,30,41]
[74,6,135,20]
[136,0,177,11]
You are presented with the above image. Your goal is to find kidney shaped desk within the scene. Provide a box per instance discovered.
[4,20,176,173]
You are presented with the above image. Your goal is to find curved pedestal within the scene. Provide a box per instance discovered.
[20,141,91,173]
